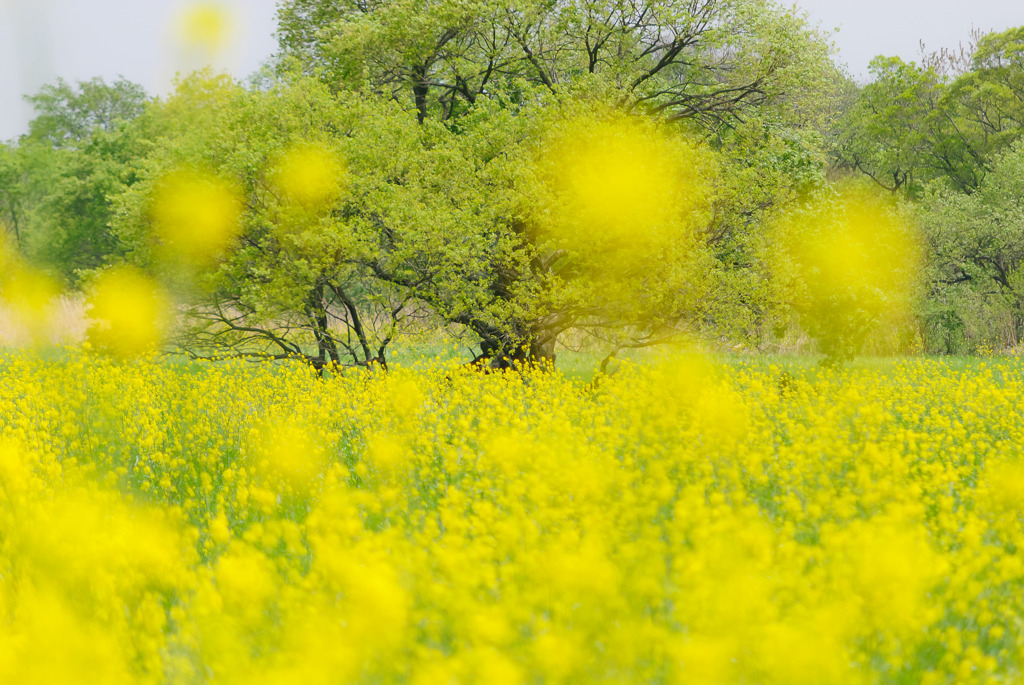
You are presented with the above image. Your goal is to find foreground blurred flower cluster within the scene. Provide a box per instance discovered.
[0,352,1021,682]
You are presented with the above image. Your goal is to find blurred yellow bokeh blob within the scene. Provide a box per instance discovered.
[86,267,171,357]
[269,142,348,208]
[800,190,920,300]
[366,434,406,475]
[538,113,715,271]
[0,234,61,346]
[151,169,243,264]
[251,420,327,494]
[177,2,234,56]
[0,233,13,272]
[0,264,60,345]
[773,183,923,355]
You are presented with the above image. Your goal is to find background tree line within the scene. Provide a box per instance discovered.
[0,1,1022,365]
[834,26,1024,353]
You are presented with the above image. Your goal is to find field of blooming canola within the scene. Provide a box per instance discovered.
[1,351,1024,683]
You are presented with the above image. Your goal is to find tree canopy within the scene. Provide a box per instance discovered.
[277,0,840,131]
[85,0,842,367]
[9,4,1024,364]
[0,78,153,285]
[836,26,1024,197]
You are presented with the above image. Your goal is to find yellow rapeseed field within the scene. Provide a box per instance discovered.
[0,350,1022,683]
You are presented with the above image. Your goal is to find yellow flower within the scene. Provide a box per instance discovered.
[85,267,170,356]
[151,168,243,263]
[269,142,348,208]
[177,2,234,55]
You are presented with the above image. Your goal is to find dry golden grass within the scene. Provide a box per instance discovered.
[0,294,88,348]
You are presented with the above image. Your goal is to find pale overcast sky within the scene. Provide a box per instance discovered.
[0,0,1022,142]
[796,0,1022,79]
[0,0,280,141]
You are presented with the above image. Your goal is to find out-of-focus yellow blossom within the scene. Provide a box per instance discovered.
[0,587,136,684]
[0,435,193,683]
[0,233,61,346]
[983,459,1024,512]
[85,267,170,356]
[215,543,278,612]
[538,113,715,272]
[176,2,234,56]
[269,142,348,208]
[151,168,243,263]
[366,433,404,474]
[250,418,326,494]
[774,183,924,354]
[0,263,59,345]
[801,187,921,302]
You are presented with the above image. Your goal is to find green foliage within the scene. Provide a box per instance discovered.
[922,140,1024,352]
[111,72,771,368]
[24,77,148,150]
[6,2,849,367]
[273,0,842,364]
[276,0,842,133]
[942,27,1024,180]
[830,27,1024,358]
[0,143,27,248]
[0,78,153,285]
[111,75,535,367]
[113,75,376,367]
[837,26,1024,197]
[709,118,831,344]
[31,125,156,281]
[835,57,944,195]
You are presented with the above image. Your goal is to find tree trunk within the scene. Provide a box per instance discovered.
[412,64,430,124]
[472,320,556,369]
[306,282,340,367]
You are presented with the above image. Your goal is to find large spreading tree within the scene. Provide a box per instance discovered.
[11,1,845,367]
